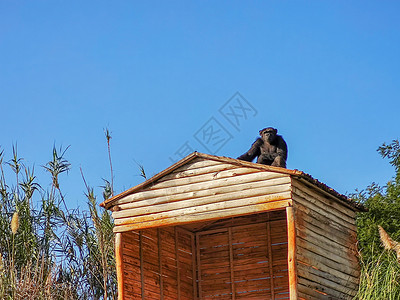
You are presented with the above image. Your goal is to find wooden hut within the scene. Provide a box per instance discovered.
[100,152,364,300]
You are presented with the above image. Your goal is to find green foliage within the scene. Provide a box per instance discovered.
[355,140,400,260]
[354,139,400,298]
[378,140,400,175]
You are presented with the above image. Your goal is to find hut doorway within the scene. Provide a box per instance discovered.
[195,210,289,299]
[119,210,289,300]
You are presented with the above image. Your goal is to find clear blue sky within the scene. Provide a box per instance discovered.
[1,1,399,209]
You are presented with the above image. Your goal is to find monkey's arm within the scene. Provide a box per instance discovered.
[276,136,288,160]
[237,138,262,162]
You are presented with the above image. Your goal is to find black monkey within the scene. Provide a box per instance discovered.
[237,127,288,168]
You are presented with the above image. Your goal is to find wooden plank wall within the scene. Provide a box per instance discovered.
[291,179,360,300]
[121,227,195,300]
[112,158,292,233]
[196,212,289,300]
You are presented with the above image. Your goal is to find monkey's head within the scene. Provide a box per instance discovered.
[259,127,277,144]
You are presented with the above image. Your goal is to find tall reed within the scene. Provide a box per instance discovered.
[354,250,400,299]
[0,142,117,299]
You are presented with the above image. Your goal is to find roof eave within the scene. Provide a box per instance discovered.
[292,175,366,212]
[100,151,200,209]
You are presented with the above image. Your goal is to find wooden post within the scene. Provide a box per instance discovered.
[286,206,298,300]
[115,233,124,300]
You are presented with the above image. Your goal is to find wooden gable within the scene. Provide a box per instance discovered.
[108,156,293,233]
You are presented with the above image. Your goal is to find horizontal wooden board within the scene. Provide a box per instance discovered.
[115,190,291,225]
[293,201,359,270]
[114,176,291,217]
[292,179,360,299]
[298,275,354,300]
[159,162,241,180]
[295,213,358,260]
[168,158,224,172]
[297,265,358,293]
[113,160,292,233]
[297,283,336,300]
[114,199,291,232]
[185,210,287,232]
[294,202,357,241]
[292,179,356,225]
[116,166,254,205]
[294,210,359,298]
[295,207,357,251]
[115,170,289,209]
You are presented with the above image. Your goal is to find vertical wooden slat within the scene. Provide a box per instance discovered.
[228,227,236,300]
[158,229,164,300]
[287,206,298,300]
[139,231,145,299]
[175,227,181,300]
[115,233,124,300]
[266,222,275,300]
[191,232,197,300]
[196,232,202,300]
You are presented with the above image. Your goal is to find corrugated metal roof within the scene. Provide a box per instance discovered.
[100,152,366,212]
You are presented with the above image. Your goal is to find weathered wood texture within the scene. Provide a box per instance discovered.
[115,233,124,300]
[286,206,298,300]
[291,179,360,300]
[112,158,292,233]
[121,228,195,300]
[196,210,289,299]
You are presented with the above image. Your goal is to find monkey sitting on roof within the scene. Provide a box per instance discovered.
[237,127,288,168]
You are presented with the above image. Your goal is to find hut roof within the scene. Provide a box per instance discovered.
[100,152,366,212]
